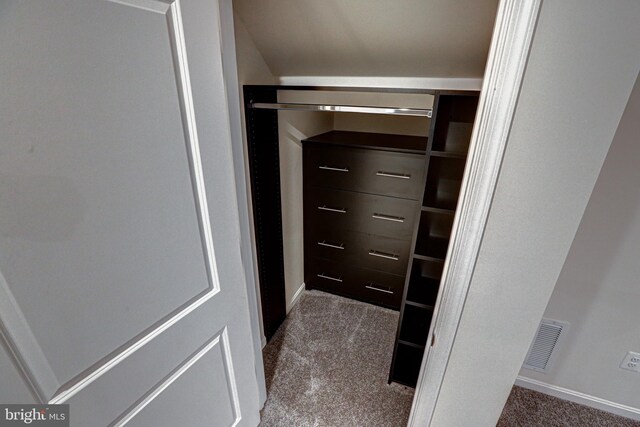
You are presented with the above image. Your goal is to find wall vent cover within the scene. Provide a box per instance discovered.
[523,318,569,373]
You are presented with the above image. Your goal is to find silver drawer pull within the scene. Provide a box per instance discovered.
[318,240,344,250]
[319,165,349,172]
[365,284,394,294]
[317,273,343,282]
[318,205,347,214]
[372,213,405,223]
[376,171,411,179]
[368,250,399,261]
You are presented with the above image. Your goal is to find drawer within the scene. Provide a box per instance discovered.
[303,143,426,200]
[306,227,411,276]
[305,257,404,309]
[305,187,419,240]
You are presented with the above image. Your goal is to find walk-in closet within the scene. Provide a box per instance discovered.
[232,0,498,424]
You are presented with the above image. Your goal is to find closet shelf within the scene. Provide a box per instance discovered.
[414,235,450,260]
[421,206,455,215]
[398,339,426,350]
[429,150,467,159]
[404,300,434,310]
[413,254,445,263]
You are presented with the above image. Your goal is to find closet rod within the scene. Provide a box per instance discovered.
[250,102,433,118]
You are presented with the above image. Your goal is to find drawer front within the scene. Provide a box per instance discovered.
[306,228,411,276]
[304,144,426,200]
[305,187,419,240]
[305,257,404,309]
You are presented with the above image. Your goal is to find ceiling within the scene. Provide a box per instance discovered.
[233,0,499,78]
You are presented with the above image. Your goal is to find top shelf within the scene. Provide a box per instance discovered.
[302,130,428,154]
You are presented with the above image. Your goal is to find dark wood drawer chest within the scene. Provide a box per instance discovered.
[303,131,427,309]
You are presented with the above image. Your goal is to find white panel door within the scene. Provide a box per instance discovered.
[0,0,262,425]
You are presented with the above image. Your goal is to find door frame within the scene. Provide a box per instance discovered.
[407,0,542,424]
[219,0,543,422]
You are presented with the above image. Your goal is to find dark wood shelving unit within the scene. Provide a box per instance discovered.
[389,92,480,387]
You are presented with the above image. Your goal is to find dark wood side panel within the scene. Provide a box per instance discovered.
[389,92,480,387]
[244,86,286,340]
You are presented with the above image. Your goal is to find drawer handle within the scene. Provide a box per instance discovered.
[372,213,405,223]
[318,205,347,214]
[365,283,394,294]
[368,250,399,261]
[319,165,349,173]
[318,273,343,282]
[376,171,411,179]
[318,240,345,250]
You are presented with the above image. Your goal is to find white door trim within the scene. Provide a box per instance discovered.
[218,0,268,405]
[408,0,542,425]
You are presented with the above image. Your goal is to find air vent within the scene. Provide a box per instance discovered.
[523,319,569,373]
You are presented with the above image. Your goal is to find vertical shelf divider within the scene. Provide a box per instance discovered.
[389,92,479,387]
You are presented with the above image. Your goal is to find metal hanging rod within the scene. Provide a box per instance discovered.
[250,102,433,118]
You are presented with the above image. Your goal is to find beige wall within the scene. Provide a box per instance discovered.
[518,74,640,414]
[430,1,640,425]
[277,109,333,311]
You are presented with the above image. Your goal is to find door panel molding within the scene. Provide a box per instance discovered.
[0,0,222,406]
[0,272,58,402]
[110,328,241,427]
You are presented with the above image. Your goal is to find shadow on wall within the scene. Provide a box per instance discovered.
[547,74,640,377]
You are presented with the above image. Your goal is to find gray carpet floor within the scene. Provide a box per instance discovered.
[260,290,414,426]
[498,386,640,427]
[260,290,639,426]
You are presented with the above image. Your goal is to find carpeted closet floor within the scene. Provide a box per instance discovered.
[259,290,639,426]
[259,290,413,426]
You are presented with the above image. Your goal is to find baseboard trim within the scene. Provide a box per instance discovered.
[515,376,640,421]
[260,334,267,349]
[286,283,306,314]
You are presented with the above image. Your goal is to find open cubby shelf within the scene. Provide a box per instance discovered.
[422,156,466,211]
[406,260,443,307]
[431,121,474,155]
[414,235,448,260]
[414,211,454,260]
[390,93,479,388]
[399,304,433,346]
[391,343,425,387]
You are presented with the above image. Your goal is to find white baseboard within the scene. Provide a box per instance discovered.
[286,282,306,314]
[515,376,640,421]
[260,334,267,349]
